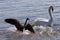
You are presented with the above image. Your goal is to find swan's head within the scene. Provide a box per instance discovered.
[49,6,54,12]
[5,18,19,25]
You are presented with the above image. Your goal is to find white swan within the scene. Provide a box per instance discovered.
[33,6,54,27]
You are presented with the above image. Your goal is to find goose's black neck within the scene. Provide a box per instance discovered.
[24,18,29,26]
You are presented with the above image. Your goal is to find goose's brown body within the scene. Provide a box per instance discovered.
[5,18,35,33]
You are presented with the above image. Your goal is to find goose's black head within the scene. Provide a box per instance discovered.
[5,18,19,25]
[26,18,30,21]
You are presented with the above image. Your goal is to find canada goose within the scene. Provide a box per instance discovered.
[34,6,54,27]
[24,18,35,33]
[5,18,35,33]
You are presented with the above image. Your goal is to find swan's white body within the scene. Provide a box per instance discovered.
[34,6,54,27]
[34,18,49,26]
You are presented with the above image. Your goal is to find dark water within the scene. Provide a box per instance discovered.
[0,0,60,40]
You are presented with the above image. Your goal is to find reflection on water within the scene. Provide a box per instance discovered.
[0,0,60,40]
[3,26,60,40]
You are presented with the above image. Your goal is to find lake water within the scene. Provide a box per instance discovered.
[0,0,60,40]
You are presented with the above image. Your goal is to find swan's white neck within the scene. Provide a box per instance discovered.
[48,6,54,26]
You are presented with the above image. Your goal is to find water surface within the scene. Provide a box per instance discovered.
[0,0,60,40]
